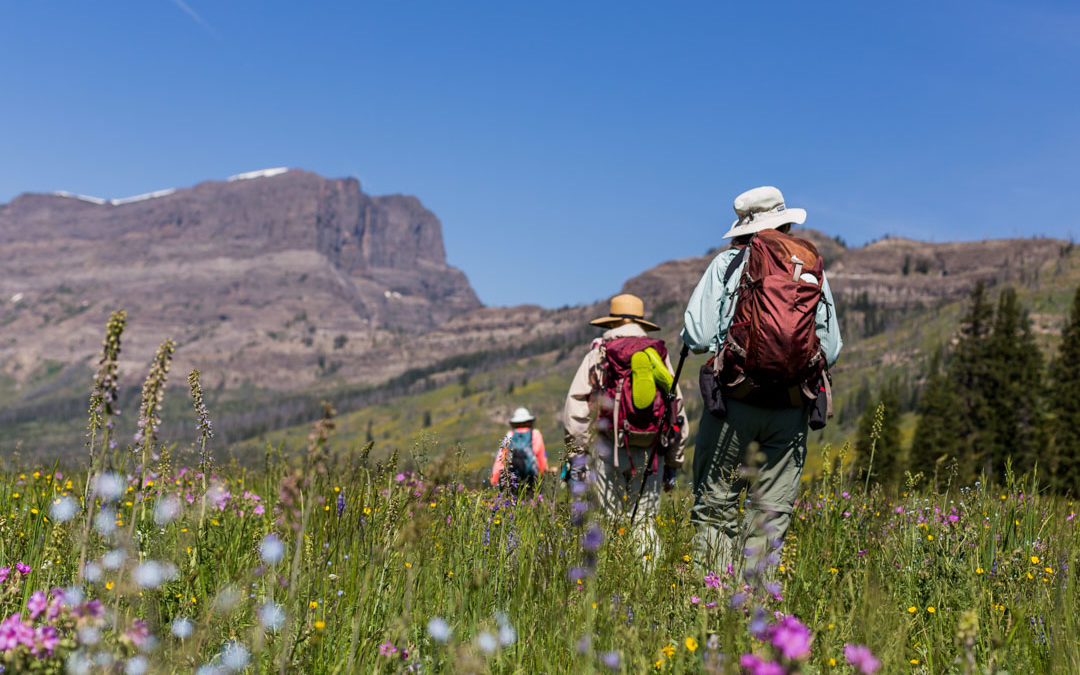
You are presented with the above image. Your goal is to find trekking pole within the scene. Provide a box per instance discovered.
[629,342,690,526]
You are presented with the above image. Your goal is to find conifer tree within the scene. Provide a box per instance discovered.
[1050,286,1080,495]
[911,346,960,487]
[946,281,996,484]
[984,287,1043,481]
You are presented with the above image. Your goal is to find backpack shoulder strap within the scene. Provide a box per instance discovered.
[723,245,750,286]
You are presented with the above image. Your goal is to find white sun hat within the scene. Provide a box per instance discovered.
[721,186,807,239]
[508,407,535,425]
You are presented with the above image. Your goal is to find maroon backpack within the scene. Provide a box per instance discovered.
[597,336,668,449]
[718,229,826,400]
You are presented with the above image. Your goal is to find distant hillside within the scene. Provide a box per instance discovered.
[0,170,1074,462]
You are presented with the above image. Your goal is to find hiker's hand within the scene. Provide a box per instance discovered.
[662,466,677,492]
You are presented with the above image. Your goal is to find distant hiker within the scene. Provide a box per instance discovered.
[490,407,549,492]
[562,294,688,558]
[683,186,843,576]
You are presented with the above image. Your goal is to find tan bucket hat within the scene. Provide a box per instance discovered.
[589,293,660,331]
[721,186,806,239]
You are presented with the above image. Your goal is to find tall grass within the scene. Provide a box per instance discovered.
[0,439,1077,672]
[0,313,1076,672]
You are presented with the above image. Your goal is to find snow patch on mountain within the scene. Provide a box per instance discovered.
[227,168,289,182]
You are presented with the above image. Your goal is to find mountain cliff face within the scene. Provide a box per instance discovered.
[0,169,480,390]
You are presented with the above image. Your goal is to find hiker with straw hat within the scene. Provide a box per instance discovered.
[562,293,688,560]
[681,186,843,577]
[490,406,550,492]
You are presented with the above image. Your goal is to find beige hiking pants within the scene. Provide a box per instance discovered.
[591,436,663,561]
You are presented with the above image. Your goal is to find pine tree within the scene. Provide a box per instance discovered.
[947,281,996,484]
[911,345,961,487]
[1050,286,1080,495]
[984,288,1044,481]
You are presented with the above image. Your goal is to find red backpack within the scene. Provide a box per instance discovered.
[718,229,826,402]
[597,336,668,450]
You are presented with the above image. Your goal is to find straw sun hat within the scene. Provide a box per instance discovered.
[589,294,660,332]
[721,186,806,239]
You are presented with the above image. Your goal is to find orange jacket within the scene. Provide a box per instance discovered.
[490,427,548,486]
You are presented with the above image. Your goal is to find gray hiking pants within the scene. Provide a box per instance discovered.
[591,436,662,561]
[691,398,808,576]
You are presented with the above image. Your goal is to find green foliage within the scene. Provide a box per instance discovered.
[853,380,902,488]
[1049,286,1080,495]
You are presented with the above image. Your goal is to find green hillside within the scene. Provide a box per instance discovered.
[225,245,1080,481]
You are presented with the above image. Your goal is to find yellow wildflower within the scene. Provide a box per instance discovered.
[907,606,917,613]
[314,620,326,630]
[926,606,935,614]
[309,601,318,609]
[976,567,984,575]
[661,644,675,658]
[685,637,698,652]
[1030,555,1040,564]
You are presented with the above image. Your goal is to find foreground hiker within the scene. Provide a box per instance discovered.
[490,407,549,492]
[562,294,688,559]
[682,186,842,576]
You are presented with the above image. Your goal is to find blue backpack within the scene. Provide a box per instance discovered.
[508,429,539,482]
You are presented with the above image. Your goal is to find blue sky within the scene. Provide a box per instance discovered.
[2,1,1078,307]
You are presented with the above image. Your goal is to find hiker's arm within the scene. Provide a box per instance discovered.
[490,446,505,486]
[533,429,550,473]
[817,273,843,367]
[681,250,736,353]
[563,351,597,450]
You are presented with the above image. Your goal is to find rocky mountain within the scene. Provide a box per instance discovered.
[1,170,1074,460]
[0,169,480,391]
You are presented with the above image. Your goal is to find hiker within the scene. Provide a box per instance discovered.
[490,407,549,492]
[562,294,688,558]
[682,186,843,576]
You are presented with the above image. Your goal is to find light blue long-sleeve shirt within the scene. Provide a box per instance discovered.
[681,247,843,366]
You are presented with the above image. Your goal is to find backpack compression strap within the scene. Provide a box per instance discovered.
[723,245,750,286]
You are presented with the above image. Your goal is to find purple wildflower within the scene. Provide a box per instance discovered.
[689,595,701,605]
[739,653,784,675]
[704,572,721,588]
[844,644,882,674]
[125,619,151,647]
[0,613,35,650]
[15,562,30,575]
[26,591,47,620]
[33,624,59,655]
[582,525,604,552]
[601,651,620,670]
[767,616,812,660]
[337,492,346,517]
[378,640,398,657]
[0,567,9,584]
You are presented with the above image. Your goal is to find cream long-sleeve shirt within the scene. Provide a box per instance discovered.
[561,322,688,469]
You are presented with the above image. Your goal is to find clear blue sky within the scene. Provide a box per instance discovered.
[2,1,1078,307]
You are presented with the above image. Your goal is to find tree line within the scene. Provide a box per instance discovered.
[853,282,1080,495]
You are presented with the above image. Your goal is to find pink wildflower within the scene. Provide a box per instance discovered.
[26,591,47,620]
[704,572,721,588]
[254,504,266,516]
[378,640,398,656]
[844,643,882,674]
[739,653,784,675]
[32,625,59,656]
[689,595,701,605]
[0,613,35,650]
[125,619,151,647]
[0,567,10,584]
[15,562,31,575]
[767,616,812,660]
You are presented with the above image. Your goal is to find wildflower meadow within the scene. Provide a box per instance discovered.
[1,313,1077,674]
